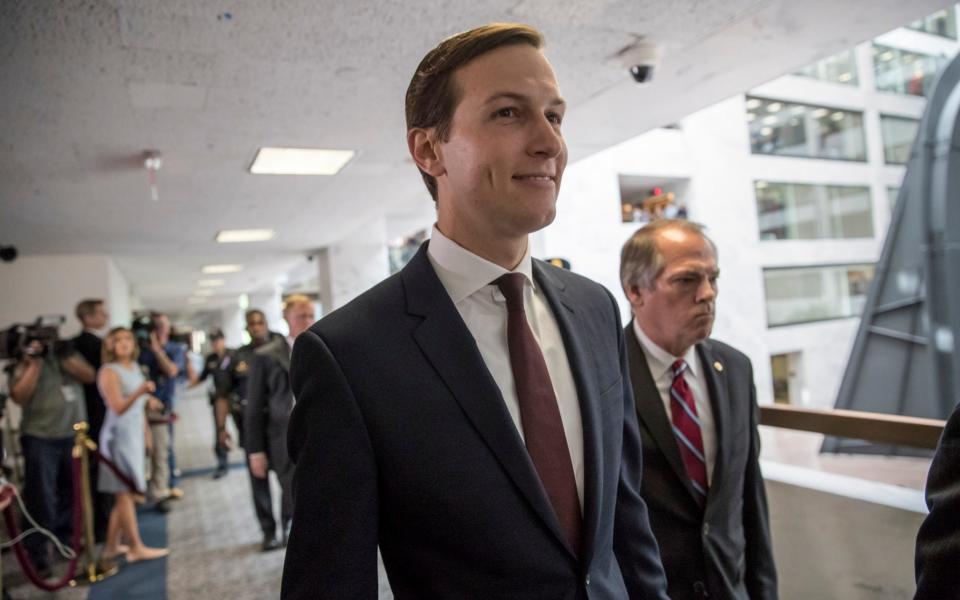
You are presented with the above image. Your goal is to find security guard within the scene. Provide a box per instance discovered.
[222,309,286,551]
[191,329,235,479]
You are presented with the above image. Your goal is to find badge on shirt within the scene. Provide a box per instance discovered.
[236,360,248,373]
[61,385,80,403]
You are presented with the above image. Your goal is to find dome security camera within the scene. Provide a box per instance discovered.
[617,42,663,84]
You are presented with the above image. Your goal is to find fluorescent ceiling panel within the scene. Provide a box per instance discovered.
[216,228,275,243]
[249,147,355,175]
[201,264,244,274]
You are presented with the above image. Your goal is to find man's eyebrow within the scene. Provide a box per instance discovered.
[482,91,566,108]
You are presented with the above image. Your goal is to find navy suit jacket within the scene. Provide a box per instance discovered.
[282,242,668,599]
[627,328,777,600]
[914,402,960,599]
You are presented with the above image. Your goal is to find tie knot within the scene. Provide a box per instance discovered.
[671,359,688,378]
[495,273,527,312]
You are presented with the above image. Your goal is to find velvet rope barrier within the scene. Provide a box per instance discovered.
[91,448,145,496]
[1,453,84,591]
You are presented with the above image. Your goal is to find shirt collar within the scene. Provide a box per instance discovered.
[631,319,700,381]
[427,224,535,303]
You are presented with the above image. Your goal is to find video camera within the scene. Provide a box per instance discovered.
[131,313,156,346]
[0,316,71,361]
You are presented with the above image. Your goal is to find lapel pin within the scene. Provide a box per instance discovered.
[713,361,724,372]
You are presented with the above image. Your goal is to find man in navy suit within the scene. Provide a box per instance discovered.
[914,403,960,599]
[282,23,668,599]
[620,220,777,600]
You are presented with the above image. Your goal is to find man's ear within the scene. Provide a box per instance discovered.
[625,284,645,309]
[407,128,445,177]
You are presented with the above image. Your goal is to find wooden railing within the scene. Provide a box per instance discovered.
[759,404,946,450]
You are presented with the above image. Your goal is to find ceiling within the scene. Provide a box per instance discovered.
[0,0,949,315]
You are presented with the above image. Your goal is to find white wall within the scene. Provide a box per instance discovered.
[0,254,132,337]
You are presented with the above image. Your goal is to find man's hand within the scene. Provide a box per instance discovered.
[249,452,268,479]
[218,429,234,451]
[149,331,163,353]
[146,396,165,413]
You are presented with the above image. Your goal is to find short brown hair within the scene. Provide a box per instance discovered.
[102,327,139,364]
[405,23,544,201]
[620,220,717,293]
[75,299,103,323]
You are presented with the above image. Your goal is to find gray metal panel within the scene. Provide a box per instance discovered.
[825,53,960,455]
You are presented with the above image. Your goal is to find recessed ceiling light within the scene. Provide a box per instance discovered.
[194,289,215,296]
[198,279,225,287]
[202,264,244,274]
[249,147,355,175]
[216,228,275,243]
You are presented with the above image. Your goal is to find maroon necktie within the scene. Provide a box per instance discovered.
[670,359,708,502]
[496,273,582,554]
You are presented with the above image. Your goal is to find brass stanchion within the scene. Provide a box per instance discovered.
[70,422,117,586]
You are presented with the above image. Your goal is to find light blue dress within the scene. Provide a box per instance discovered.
[97,362,147,494]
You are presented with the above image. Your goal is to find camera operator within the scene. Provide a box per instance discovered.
[8,335,94,576]
[136,311,185,511]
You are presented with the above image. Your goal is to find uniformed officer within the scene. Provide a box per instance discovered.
[222,309,286,552]
[191,329,235,479]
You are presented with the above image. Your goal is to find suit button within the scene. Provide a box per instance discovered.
[702,523,710,536]
[584,573,591,586]
[693,581,708,597]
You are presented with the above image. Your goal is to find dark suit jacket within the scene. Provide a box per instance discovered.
[245,335,293,474]
[282,243,668,599]
[914,403,960,599]
[73,330,105,439]
[626,327,777,600]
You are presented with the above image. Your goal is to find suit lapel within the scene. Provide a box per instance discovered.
[401,244,574,557]
[625,322,702,505]
[532,261,602,564]
[697,342,728,513]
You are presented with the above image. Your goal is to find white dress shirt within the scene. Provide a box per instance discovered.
[632,320,717,484]
[427,225,585,506]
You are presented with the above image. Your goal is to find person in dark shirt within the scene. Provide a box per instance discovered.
[191,329,234,479]
[73,298,112,542]
[223,309,286,551]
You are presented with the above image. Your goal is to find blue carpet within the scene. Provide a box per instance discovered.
[87,505,167,600]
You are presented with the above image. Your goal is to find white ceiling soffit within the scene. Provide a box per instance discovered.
[0,0,950,311]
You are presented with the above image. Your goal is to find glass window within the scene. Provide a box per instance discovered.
[880,115,920,164]
[909,8,957,39]
[746,97,866,161]
[388,230,428,273]
[764,264,875,327]
[794,50,858,85]
[873,44,948,97]
[887,186,901,212]
[755,182,874,240]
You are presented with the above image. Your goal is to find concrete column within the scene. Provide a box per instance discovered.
[220,304,246,348]
[315,218,390,314]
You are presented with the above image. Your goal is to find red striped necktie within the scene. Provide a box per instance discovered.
[496,273,582,554]
[670,359,708,503]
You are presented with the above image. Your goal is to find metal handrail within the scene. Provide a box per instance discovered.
[759,404,946,450]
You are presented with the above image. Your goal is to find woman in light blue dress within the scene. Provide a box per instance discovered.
[97,327,169,563]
